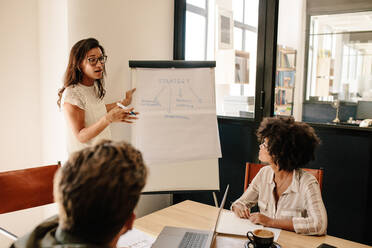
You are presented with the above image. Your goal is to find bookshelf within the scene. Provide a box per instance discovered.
[275,45,296,116]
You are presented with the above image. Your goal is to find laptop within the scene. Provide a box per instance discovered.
[152,185,229,248]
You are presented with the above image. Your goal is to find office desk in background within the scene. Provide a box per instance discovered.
[134,200,370,248]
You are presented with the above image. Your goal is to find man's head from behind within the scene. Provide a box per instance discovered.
[54,140,147,245]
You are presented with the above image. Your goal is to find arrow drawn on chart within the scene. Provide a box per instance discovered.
[187,83,202,103]
[141,80,206,113]
[154,86,166,102]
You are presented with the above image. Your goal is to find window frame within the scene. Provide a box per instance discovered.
[185,1,208,60]
[234,0,258,52]
[173,0,279,121]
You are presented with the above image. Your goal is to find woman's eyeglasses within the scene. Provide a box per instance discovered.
[87,55,107,65]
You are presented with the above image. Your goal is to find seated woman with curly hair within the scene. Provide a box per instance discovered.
[231,116,327,235]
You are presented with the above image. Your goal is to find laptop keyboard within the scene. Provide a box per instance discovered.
[178,232,209,248]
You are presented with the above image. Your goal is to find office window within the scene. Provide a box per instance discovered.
[232,0,243,23]
[185,0,208,60]
[222,0,258,117]
[234,27,243,51]
[341,45,349,83]
[296,0,372,124]
[185,11,206,60]
[305,11,372,105]
[244,0,259,27]
[183,0,260,118]
[274,1,372,121]
[187,0,205,9]
[233,0,258,51]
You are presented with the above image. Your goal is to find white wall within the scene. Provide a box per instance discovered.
[39,0,68,165]
[38,0,69,222]
[0,1,41,170]
[0,0,173,246]
[0,0,43,246]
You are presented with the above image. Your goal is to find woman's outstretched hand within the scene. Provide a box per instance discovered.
[121,88,136,106]
[106,106,138,123]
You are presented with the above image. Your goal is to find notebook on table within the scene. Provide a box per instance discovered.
[151,185,229,248]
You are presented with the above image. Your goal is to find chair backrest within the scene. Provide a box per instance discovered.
[301,168,324,191]
[0,162,61,214]
[244,162,324,191]
[244,163,265,191]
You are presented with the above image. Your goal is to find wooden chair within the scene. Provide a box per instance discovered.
[244,162,324,191]
[0,162,61,240]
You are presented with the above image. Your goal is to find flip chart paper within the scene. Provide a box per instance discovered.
[133,68,221,165]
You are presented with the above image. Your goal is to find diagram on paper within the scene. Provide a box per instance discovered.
[135,68,215,117]
[132,67,221,165]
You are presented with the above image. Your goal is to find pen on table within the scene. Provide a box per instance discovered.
[116,102,136,116]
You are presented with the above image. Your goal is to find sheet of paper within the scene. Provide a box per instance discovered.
[116,228,155,248]
[135,113,221,164]
[216,209,281,241]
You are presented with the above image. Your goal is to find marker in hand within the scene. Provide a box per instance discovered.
[116,102,136,116]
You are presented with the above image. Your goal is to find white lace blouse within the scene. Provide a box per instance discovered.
[62,83,111,154]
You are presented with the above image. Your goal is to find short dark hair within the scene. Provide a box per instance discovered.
[256,116,320,171]
[54,140,147,244]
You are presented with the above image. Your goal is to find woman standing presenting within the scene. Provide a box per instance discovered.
[57,38,137,154]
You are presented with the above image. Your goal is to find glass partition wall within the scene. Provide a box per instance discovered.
[180,0,372,124]
[306,12,372,103]
[303,11,372,124]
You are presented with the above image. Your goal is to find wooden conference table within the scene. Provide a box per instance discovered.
[134,200,370,248]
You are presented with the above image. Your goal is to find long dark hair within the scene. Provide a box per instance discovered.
[57,38,106,107]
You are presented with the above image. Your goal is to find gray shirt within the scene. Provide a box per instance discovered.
[10,215,110,248]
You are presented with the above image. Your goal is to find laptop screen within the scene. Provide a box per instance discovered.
[151,185,230,248]
[213,184,229,233]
